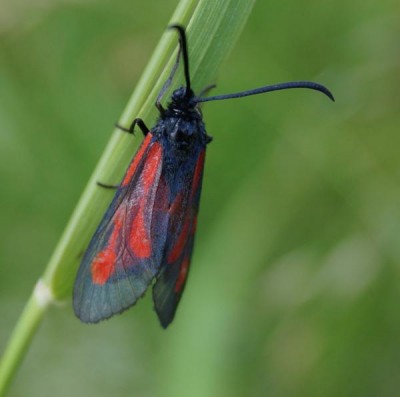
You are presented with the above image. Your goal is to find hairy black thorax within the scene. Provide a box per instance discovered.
[153,87,210,150]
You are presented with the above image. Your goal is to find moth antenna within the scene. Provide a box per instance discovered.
[168,24,192,95]
[196,81,335,103]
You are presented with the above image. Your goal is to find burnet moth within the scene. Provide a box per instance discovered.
[73,25,334,328]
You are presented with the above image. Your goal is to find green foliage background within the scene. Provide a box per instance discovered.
[1,0,399,396]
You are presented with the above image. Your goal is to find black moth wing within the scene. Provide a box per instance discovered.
[73,134,168,323]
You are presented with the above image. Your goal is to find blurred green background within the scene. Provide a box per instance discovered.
[1,0,400,396]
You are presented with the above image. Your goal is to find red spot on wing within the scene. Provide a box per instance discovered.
[167,219,190,263]
[130,209,151,258]
[122,133,153,187]
[175,256,190,293]
[191,150,205,198]
[91,216,123,285]
[141,142,162,189]
[129,142,163,258]
[169,192,184,216]
[91,250,116,285]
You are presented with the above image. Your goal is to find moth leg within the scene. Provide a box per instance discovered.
[156,101,165,116]
[115,118,149,136]
[97,182,120,190]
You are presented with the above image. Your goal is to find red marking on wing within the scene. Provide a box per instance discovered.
[191,150,205,198]
[167,219,190,263]
[175,256,190,293]
[169,192,184,215]
[130,209,151,258]
[141,142,162,189]
[129,142,163,258]
[91,216,123,285]
[122,133,153,187]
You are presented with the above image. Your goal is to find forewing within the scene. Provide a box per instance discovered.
[152,149,206,328]
[73,134,170,323]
